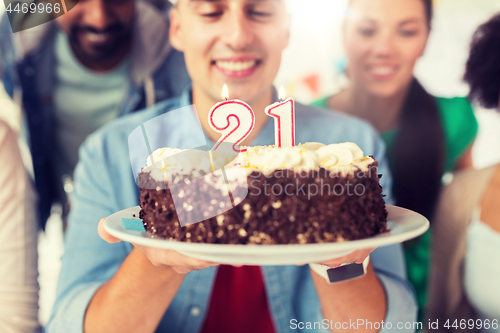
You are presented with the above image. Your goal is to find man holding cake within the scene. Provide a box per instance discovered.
[47,0,417,332]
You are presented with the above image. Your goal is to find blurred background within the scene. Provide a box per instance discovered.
[0,0,499,326]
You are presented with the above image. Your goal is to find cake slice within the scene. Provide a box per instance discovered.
[138,142,388,244]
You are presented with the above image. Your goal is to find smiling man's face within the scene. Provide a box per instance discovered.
[170,0,289,105]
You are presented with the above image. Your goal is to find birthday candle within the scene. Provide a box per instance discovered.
[208,84,255,153]
[265,86,295,147]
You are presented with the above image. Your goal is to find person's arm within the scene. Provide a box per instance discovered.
[0,121,40,333]
[85,248,185,333]
[480,166,500,232]
[438,97,478,171]
[83,219,218,333]
[311,244,417,333]
[311,261,386,333]
[46,133,217,333]
[45,136,132,333]
[455,146,474,170]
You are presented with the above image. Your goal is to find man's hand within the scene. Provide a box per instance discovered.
[306,246,386,333]
[315,247,376,268]
[294,248,376,268]
[98,217,219,274]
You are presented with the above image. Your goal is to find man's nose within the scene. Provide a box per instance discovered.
[222,10,254,51]
[83,0,113,30]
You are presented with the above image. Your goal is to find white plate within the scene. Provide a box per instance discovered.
[104,205,429,265]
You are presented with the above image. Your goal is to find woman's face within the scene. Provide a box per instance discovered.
[343,0,429,98]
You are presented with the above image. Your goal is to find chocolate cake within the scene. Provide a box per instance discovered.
[138,143,388,244]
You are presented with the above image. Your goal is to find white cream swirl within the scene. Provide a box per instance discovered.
[232,146,265,167]
[248,146,318,174]
[143,142,374,181]
[316,142,365,167]
[143,147,237,182]
[299,142,326,151]
[146,147,183,167]
[235,142,372,173]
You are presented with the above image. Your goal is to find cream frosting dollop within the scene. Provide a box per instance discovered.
[299,142,326,151]
[248,146,319,174]
[316,142,365,167]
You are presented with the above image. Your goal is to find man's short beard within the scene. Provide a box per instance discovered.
[68,24,132,62]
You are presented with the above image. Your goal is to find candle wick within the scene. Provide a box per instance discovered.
[225,98,228,101]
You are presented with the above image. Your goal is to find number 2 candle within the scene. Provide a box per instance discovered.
[208,84,255,153]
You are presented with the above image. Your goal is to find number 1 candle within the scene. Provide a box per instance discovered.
[208,84,255,153]
[265,86,295,147]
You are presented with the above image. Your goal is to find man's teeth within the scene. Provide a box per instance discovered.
[216,60,257,71]
[371,66,396,75]
[86,32,109,43]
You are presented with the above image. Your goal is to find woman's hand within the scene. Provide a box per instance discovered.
[97,218,219,274]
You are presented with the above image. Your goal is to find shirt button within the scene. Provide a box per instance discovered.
[190,306,201,317]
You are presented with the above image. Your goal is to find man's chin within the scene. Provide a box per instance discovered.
[225,80,266,98]
[80,49,116,61]
[220,86,266,105]
[70,36,127,62]
[72,43,122,63]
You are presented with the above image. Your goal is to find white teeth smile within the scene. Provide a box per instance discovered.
[370,66,396,75]
[86,32,109,43]
[216,60,257,71]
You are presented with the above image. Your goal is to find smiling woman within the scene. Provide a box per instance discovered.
[310,0,479,321]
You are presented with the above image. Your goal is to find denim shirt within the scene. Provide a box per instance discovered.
[46,88,417,333]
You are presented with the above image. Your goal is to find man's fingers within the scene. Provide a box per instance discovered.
[135,246,219,271]
[171,266,192,274]
[98,218,219,272]
[352,248,376,263]
[170,262,217,274]
[317,248,376,268]
[98,217,122,243]
[319,261,342,268]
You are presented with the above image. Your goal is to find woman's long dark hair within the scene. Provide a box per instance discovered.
[392,0,445,220]
[349,0,444,219]
[391,79,444,219]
